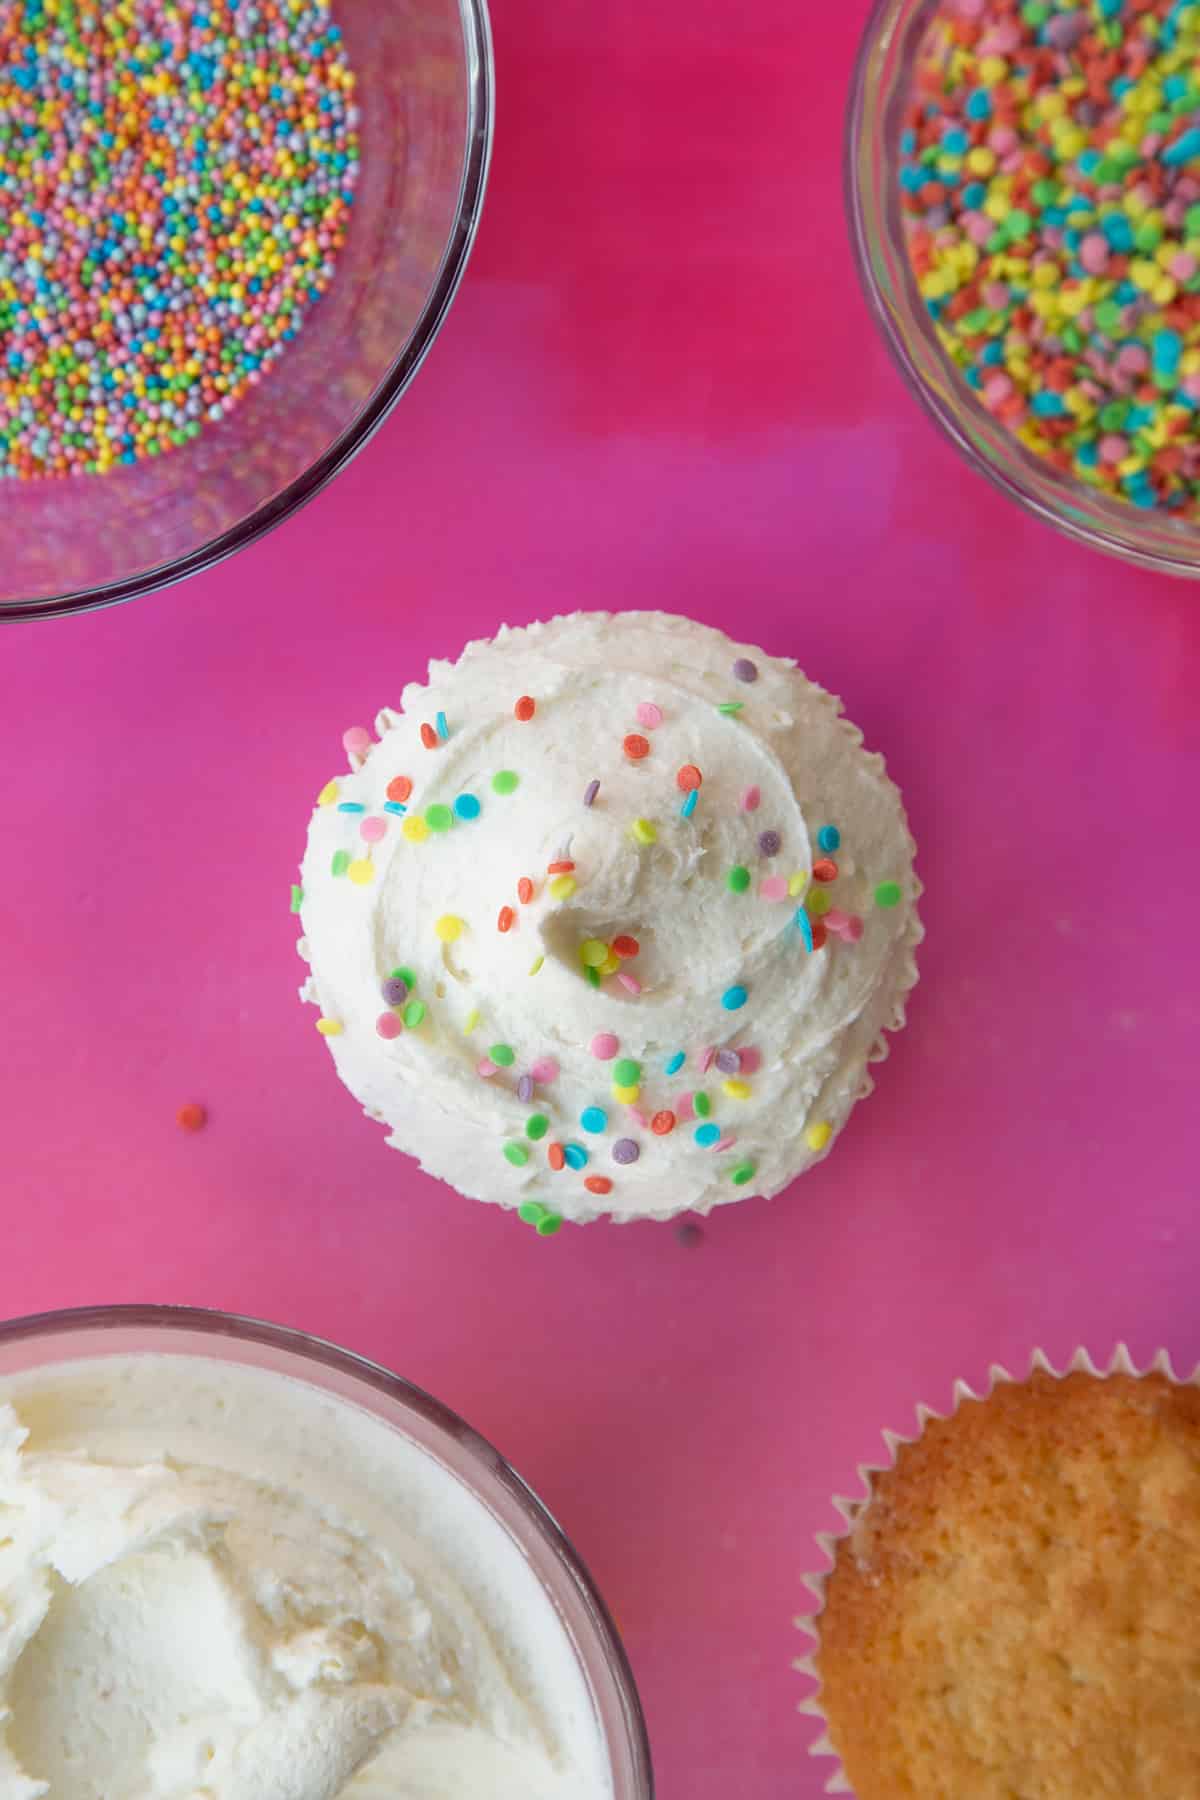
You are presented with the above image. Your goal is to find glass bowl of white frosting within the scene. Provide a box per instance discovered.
[0,1304,652,1799]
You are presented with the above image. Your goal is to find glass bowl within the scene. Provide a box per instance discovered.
[846,0,1200,576]
[0,1303,654,1798]
[2,0,493,622]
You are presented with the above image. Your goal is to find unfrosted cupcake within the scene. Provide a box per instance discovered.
[294,612,921,1228]
[803,1350,1200,1798]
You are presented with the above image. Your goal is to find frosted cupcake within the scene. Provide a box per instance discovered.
[295,612,921,1228]
[803,1350,1200,1797]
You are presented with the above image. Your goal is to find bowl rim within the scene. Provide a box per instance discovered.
[7,0,496,624]
[844,0,1200,578]
[0,1300,655,1796]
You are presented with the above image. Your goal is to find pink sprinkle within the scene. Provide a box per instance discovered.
[343,726,371,756]
[1100,434,1128,466]
[628,1107,650,1128]
[675,1092,696,1123]
[987,125,1017,155]
[1117,344,1149,377]
[377,1012,403,1040]
[590,1033,619,1060]
[740,786,761,813]
[1172,252,1198,283]
[759,875,788,902]
[825,908,853,934]
[699,1046,716,1073]
[617,972,642,994]
[982,373,1013,409]
[1078,234,1109,276]
[964,212,995,247]
[530,1056,560,1084]
[844,915,864,942]
[635,701,663,729]
[1183,374,1200,404]
[981,281,1009,309]
[477,1058,498,1078]
[714,1135,737,1153]
[738,1047,762,1075]
[360,816,387,843]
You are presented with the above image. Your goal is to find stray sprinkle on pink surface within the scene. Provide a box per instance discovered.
[343,727,371,757]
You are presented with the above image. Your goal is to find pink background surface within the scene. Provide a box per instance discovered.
[5,1,1200,1792]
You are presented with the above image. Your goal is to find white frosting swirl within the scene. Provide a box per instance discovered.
[297,613,921,1224]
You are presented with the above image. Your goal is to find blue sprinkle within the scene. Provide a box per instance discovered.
[454,793,481,821]
[336,802,366,814]
[436,710,449,741]
[796,909,814,954]
[580,1106,608,1134]
[383,801,407,815]
[665,1051,686,1076]
[563,1142,588,1171]
[1153,328,1182,374]
[941,126,968,156]
[721,984,748,1012]
[965,88,992,122]
[694,1123,721,1148]
[817,825,840,853]
[1031,391,1067,418]
[680,789,698,819]
[1163,127,1200,166]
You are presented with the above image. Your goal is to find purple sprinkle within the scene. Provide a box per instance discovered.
[381,977,408,1006]
[715,1049,740,1074]
[517,1074,534,1103]
[732,658,758,683]
[612,1138,639,1165]
[583,779,600,807]
[1046,10,1087,50]
[757,829,781,858]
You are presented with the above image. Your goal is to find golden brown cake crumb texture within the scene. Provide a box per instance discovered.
[815,1372,1200,1799]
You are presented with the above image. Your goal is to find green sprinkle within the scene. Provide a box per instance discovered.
[717,701,744,716]
[492,770,519,795]
[731,1160,756,1186]
[489,1043,516,1067]
[875,881,902,909]
[331,850,350,877]
[404,1000,427,1028]
[529,955,545,976]
[727,865,751,893]
[536,1213,563,1236]
[694,1091,712,1118]
[290,884,304,913]
[519,1200,547,1225]
[526,1114,549,1140]
[425,804,454,832]
[391,966,417,990]
[503,1142,530,1167]
[585,965,601,988]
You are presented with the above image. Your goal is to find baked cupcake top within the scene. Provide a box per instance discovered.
[815,1369,1200,1798]
[296,612,920,1225]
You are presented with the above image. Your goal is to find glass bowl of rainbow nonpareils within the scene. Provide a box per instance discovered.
[848,0,1200,574]
[0,0,492,621]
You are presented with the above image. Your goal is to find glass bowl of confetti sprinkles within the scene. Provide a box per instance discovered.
[1,0,492,621]
[848,0,1200,575]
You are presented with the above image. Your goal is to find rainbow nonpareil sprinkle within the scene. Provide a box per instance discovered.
[903,0,1200,512]
[0,0,357,478]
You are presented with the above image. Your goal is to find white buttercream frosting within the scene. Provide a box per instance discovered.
[0,1355,610,1799]
[296,612,921,1224]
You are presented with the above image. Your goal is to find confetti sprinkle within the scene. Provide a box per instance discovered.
[337,802,366,815]
[315,1018,342,1036]
[581,941,609,968]
[612,1083,640,1104]
[392,964,417,989]
[718,701,744,717]
[526,1114,550,1140]
[739,1048,762,1075]
[425,805,453,834]
[722,984,748,1011]
[549,875,578,900]
[402,816,430,844]
[665,1051,686,1076]
[377,1012,403,1040]
[530,1056,560,1084]
[583,779,601,807]
[681,791,699,819]
[489,1043,515,1067]
[344,729,372,758]
[420,724,439,750]
[875,881,902,909]
[676,764,703,791]
[723,1078,752,1100]
[631,819,657,845]
[613,1058,641,1086]
[347,859,375,886]
[517,1074,534,1103]
[731,1161,757,1186]
[584,1175,613,1195]
[514,696,536,721]
[740,786,761,812]
[727,865,751,894]
[651,1110,676,1135]
[760,876,788,902]
[388,777,414,804]
[617,972,642,994]
[548,1142,566,1171]
[812,858,838,884]
[436,712,450,741]
[492,771,519,795]
[518,1200,563,1236]
[758,830,782,858]
[612,935,640,959]
[805,1121,832,1153]
[381,976,409,1006]
[693,1091,712,1118]
[818,825,841,852]
[529,955,545,976]
[454,794,482,821]
[357,818,383,845]
[477,1058,498,1079]
[694,1123,721,1148]
[290,886,304,914]
[635,701,663,729]
[547,860,576,875]
[676,1093,696,1122]
[504,1142,530,1167]
[330,850,350,877]
[715,1050,740,1074]
[564,1142,589,1170]
[435,914,463,942]
[404,1000,426,1028]
[789,871,809,899]
[732,658,759,683]
[591,1032,619,1060]
[612,1138,640,1165]
[383,802,407,817]
[176,1103,207,1132]
[810,920,828,951]
[699,1047,716,1074]
[581,1106,608,1134]
[464,1009,481,1034]
[517,878,535,904]
[497,906,515,932]
[623,733,651,761]
[807,889,832,918]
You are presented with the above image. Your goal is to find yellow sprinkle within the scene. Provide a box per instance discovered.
[317,779,339,807]
[435,914,464,942]
[315,1018,343,1037]
[463,1008,481,1033]
[402,815,430,843]
[529,955,545,976]
[580,938,609,967]
[599,951,620,976]
[722,1079,752,1100]
[631,818,657,845]
[965,146,995,176]
[806,889,832,918]
[347,859,375,886]
[612,1083,640,1104]
[549,875,577,901]
[805,1121,832,1152]
[789,871,809,899]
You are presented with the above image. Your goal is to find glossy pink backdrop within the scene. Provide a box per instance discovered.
[4,1,1200,1793]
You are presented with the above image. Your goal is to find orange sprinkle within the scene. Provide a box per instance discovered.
[612,935,640,959]
[517,877,534,904]
[497,906,515,932]
[387,775,413,803]
[548,1142,566,1171]
[584,1176,613,1195]
[546,859,575,874]
[676,764,703,791]
[419,723,438,750]
[812,858,839,884]
[623,733,650,761]
[514,695,536,721]
[177,1103,207,1132]
[651,1111,676,1136]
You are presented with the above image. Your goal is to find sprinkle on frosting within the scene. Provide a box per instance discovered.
[623,734,650,761]
[732,658,758,683]
[515,696,536,721]
[727,865,751,893]
[583,780,601,807]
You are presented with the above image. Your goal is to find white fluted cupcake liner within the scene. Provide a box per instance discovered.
[793,1344,1198,1795]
